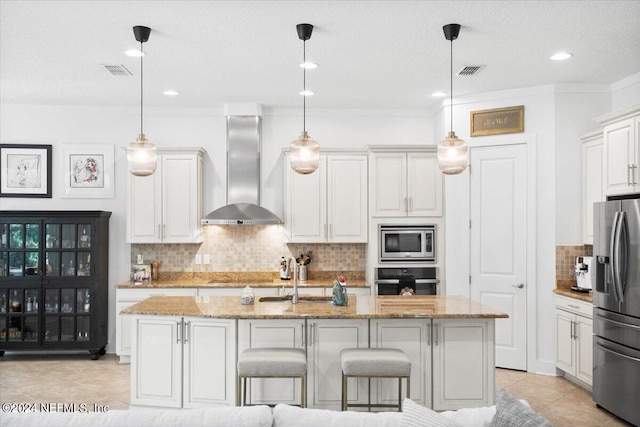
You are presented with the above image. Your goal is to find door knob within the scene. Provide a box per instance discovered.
[512,283,525,289]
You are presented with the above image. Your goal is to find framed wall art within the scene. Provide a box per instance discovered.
[0,143,52,198]
[470,105,525,137]
[61,144,114,198]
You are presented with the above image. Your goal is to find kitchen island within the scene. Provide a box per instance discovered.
[122,295,507,411]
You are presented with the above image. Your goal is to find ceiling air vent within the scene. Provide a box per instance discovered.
[457,65,484,76]
[103,64,132,76]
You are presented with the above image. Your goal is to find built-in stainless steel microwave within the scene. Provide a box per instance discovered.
[379,224,436,262]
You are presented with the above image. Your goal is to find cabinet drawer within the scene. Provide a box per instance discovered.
[117,288,198,301]
[555,295,592,317]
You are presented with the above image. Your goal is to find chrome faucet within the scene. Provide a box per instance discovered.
[291,258,299,304]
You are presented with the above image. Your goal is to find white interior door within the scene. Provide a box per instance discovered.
[470,144,527,370]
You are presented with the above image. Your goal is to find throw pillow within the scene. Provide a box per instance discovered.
[490,389,554,427]
[400,398,463,427]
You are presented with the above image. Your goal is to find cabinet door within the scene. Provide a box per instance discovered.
[162,153,203,243]
[576,315,593,386]
[432,319,494,411]
[284,155,327,242]
[555,310,575,375]
[372,319,431,407]
[130,316,182,408]
[183,318,237,408]
[307,319,369,409]
[604,118,635,196]
[407,153,443,217]
[370,153,407,217]
[327,155,368,242]
[583,138,603,244]
[127,169,162,243]
[238,319,306,406]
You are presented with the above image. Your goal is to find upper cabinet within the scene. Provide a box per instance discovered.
[581,130,604,245]
[596,105,640,197]
[284,151,368,243]
[369,148,443,217]
[127,148,204,244]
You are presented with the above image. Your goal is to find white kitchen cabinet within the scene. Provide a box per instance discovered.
[555,295,593,388]
[127,147,204,243]
[238,319,306,406]
[595,105,640,197]
[284,152,368,243]
[307,319,369,409]
[370,149,443,217]
[130,316,236,408]
[371,319,431,407]
[581,130,604,245]
[116,288,198,363]
[432,318,495,411]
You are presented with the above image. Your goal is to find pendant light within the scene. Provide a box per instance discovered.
[437,23,468,175]
[127,25,158,177]
[290,23,320,175]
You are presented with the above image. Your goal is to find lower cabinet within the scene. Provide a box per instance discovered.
[371,319,431,407]
[129,316,495,409]
[307,319,369,409]
[115,288,198,363]
[130,316,236,408]
[555,296,593,388]
[432,319,495,411]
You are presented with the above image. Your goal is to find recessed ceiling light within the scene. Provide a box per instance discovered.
[163,90,179,96]
[299,89,315,96]
[431,91,447,97]
[299,62,318,69]
[550,52,572,61]
[125,49,145,57]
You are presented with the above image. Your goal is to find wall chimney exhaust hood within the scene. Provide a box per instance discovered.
[202,104,281,225]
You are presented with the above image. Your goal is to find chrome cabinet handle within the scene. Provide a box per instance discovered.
[434,323,439,346]
[163,224,166,239]
[184,321,190,343]
[176,320,181,343]
[408,197,413,213]
[426,323,431,346]
[512,283,525,289]
[158,225,161,238]
[309,323,314,347]
[301,323,306,348]
[629,165,633,186]
[568,304,580,309]
[632,164,638,185]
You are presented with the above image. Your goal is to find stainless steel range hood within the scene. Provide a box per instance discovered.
[202,104,281,225]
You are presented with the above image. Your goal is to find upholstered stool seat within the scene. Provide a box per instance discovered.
[340,348,411,411]
[237,348,307,407]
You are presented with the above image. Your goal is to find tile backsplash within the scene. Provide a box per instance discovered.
[131,225,366,278]
[555,244,593,288]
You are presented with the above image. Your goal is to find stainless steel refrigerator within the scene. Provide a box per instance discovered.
[593,197,640,426]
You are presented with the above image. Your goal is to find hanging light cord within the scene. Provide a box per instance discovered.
[140,40,144,136]
[302,39,306,133]
[449,37,453,135]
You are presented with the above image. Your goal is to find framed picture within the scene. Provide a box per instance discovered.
[0,144,52,198]
[470,105,525,137]
[61,144,114,198]
[133,264,152,284]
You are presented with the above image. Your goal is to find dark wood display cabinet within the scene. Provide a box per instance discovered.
[0,211,111,359]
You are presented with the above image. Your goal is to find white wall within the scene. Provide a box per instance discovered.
[611,72,640,111]
[0,104,432,353]
[441,83,609,375]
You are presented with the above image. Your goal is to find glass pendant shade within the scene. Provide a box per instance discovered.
[290,131,320,174]
[127,134,157,176]
[437,131,468,175]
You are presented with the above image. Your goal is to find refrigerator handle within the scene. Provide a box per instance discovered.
[609,211,620,302]
[614,211,628,303]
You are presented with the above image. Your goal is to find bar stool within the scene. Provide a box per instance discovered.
[236,347,307,407]
[340,348,411,411]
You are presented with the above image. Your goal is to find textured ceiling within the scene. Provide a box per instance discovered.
[1,0,639,110]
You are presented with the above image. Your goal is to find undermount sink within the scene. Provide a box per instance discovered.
[258,295,333,304]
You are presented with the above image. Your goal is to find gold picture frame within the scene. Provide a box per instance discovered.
[470,105,524,137]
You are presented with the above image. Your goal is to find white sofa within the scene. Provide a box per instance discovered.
[2,391,551,427]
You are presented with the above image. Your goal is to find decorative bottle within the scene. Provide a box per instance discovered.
[332,276,348,306]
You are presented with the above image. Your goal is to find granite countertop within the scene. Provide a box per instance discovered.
[553,288,593,303]
[117,278,369,289]
[120,295,509,319]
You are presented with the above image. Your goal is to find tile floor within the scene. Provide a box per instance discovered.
[0,353,634,426]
